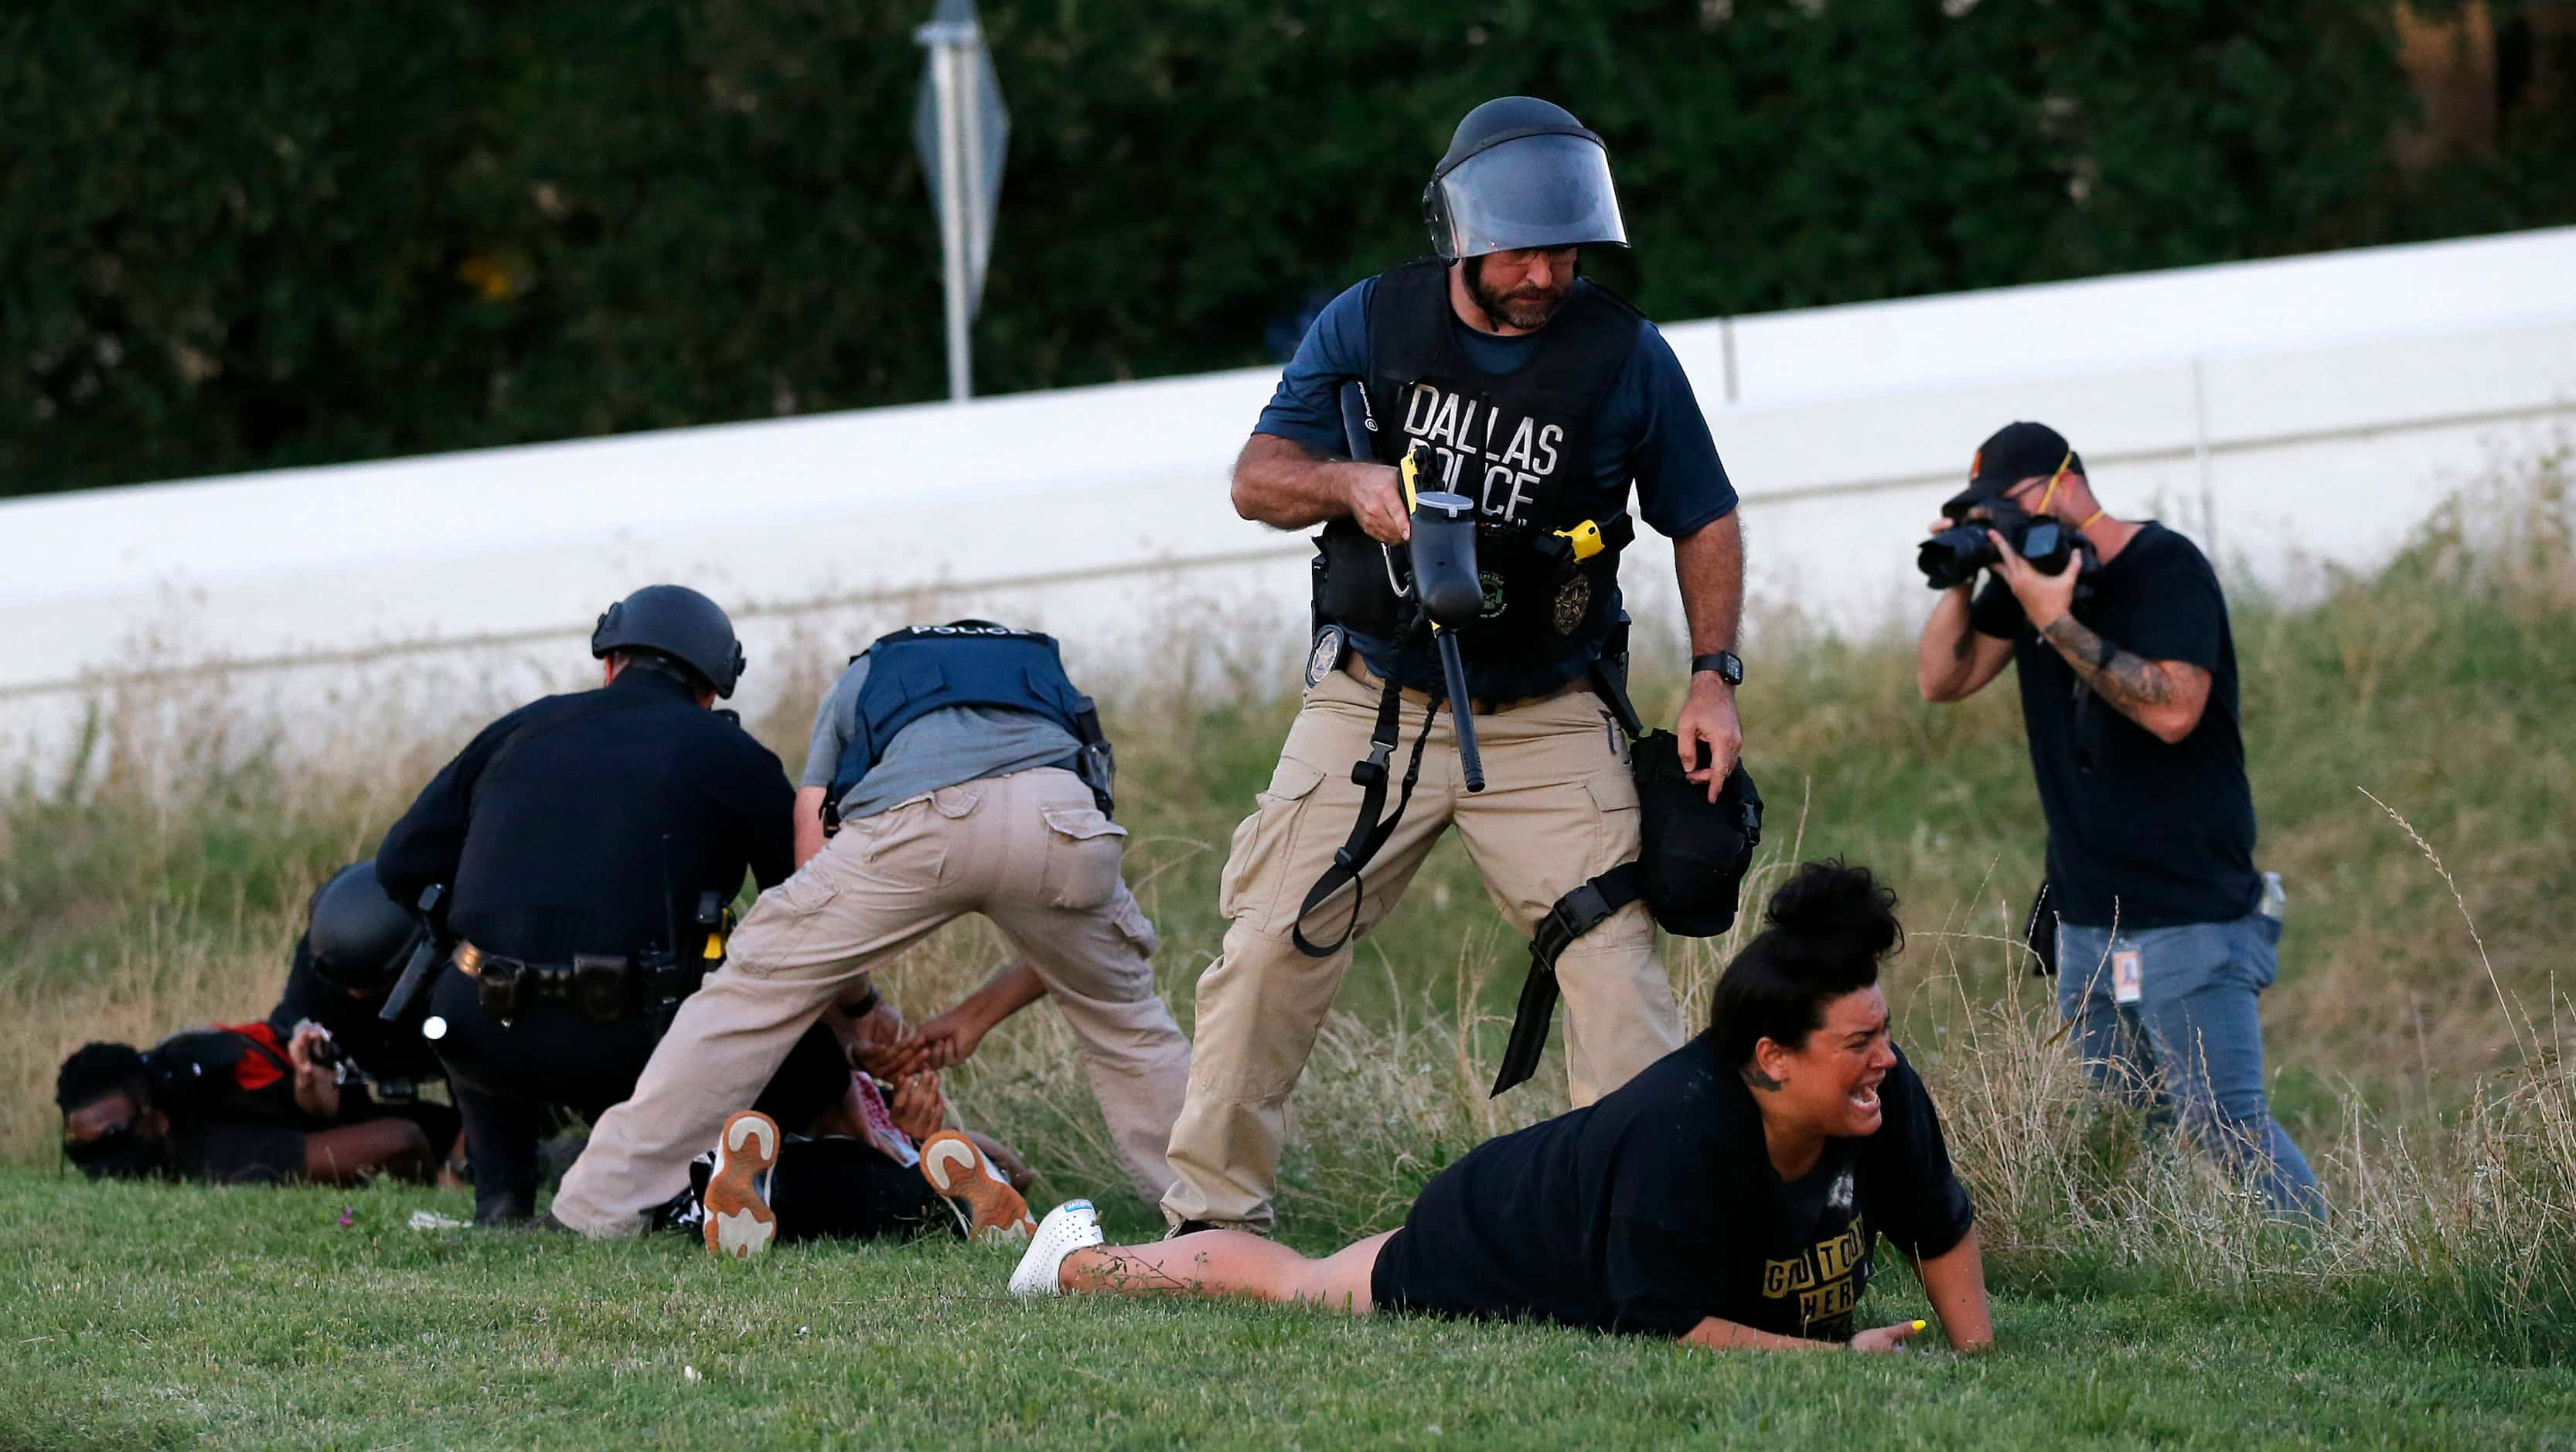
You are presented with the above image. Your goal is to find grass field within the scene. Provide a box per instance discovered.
[9,1171,2576,1451]
[2,460,2571,1447]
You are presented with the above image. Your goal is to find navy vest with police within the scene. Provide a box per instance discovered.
[827,622,1112,825]
[1314,257,1644,686]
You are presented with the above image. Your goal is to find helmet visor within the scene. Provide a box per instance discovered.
[1427,133,1629,260]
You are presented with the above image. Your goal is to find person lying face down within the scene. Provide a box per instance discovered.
[56,1028,435,1188]
[1008,861,1996,1355]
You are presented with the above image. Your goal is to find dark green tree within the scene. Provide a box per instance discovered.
[2,1,2564,498]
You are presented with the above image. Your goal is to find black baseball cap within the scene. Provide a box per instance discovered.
[1946,421,2083,516]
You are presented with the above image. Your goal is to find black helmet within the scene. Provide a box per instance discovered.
[306,861,424,995]
[1424,97,1629,261]
[589,584,746,698]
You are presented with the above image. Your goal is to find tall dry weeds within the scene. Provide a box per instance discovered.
[2,458,2569,1356]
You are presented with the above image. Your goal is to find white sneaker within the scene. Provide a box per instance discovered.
[1008,1199,1104,1298]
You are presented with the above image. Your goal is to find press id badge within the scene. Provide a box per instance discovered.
[2112,949,2144,1004]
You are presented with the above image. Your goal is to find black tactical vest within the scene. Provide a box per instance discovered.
[1314,257,1643,671]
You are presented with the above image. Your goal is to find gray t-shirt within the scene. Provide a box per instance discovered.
[802,655,1082,823]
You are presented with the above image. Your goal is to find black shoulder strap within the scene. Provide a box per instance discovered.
[1491,862,1642,1096]
[1290,666,1444,959]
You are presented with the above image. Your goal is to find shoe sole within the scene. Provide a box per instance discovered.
[918,1131,1037,1246]
[704,1110,780,1260]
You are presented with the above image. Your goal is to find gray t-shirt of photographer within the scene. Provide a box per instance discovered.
[801,656,1082,824]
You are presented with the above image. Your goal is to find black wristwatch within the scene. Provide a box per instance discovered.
[1692,651,1745,687]
[840,985,881,1019]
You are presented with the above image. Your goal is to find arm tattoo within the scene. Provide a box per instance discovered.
[2038,615,2175,724]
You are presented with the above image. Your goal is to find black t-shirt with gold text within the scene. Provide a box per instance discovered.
[1976,522,2257,928]
[1369,1034,1975,1341]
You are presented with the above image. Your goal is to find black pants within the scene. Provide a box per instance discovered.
[430,968,850,1223]
[340,1088,462,1159]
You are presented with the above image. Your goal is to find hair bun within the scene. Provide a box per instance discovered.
[1761,861,1901,965]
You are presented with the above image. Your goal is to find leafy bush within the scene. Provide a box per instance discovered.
[9,0,2574,495]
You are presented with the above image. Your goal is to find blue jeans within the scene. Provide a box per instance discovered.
[2056,912,2322,1218]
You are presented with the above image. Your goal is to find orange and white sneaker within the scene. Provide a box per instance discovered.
[918,1130,1037,1246]
[703,1110,781,1260]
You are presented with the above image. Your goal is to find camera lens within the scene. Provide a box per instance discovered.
[1917,523,1999,590]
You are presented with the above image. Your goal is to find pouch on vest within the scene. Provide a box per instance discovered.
[1308,258,1643,678]
[1492,679,1763,1096]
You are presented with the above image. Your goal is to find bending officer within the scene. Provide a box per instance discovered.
[376,585,856,1224]
[1164,96,1747,1235]
[550,619,1193,1236]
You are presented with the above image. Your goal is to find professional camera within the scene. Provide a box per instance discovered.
[1917,503,2094,591]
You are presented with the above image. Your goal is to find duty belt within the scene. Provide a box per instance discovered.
[453,941,702,1028]
[1339,655,1583,717]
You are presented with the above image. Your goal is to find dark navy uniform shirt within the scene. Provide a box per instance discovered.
[1256,274,1738,692]
[377,667,796,963]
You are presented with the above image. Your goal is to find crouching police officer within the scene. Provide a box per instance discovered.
[1165,97,1749,1235]
[264,860,465,1176]
[376,585,855,1225]
[550,619,1194,1236]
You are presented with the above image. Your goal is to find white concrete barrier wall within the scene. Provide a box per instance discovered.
[8,227,2573,766]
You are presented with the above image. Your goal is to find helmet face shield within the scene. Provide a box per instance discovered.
[1426,132,1629,261]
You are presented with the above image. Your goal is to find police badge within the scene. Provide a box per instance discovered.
[1304,624,1348,689]
[1552,574,1592,635]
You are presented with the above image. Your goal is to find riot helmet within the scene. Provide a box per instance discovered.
[1424,97,1629,261]
[589,584,747,698]
[305,861,424,996]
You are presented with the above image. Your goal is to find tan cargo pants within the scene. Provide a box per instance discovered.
[551,766,1191,1236]
[1160,661,1682,1233]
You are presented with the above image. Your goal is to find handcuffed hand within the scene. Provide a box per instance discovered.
[1674,673,1743,802]
[844,998,910,1077]
[1344,463,1412,544]
[887,1070,945,1144]
[1987,529,2078,632]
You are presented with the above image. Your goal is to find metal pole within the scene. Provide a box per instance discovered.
[2191,354,2216,558]
[932,38,973,402]
[957,46,990,322]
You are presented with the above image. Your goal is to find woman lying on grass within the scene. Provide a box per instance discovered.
[1010,861,1994,1354]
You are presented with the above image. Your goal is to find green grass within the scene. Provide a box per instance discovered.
[6,1170,2574,1451]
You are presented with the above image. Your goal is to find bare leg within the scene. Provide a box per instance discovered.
[304,1120,434,1185]
[1061,1229,1394,1313]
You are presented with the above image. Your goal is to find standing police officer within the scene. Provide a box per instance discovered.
[547,620,1194,1236]
[1162,97,1748,1236]
[376,585,854,1225]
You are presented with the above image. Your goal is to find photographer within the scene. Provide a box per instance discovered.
[1916,421,2319,1218]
